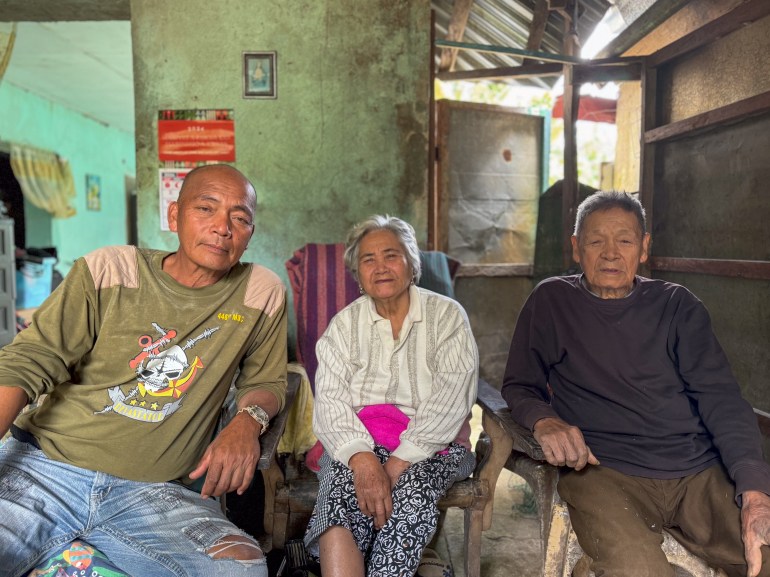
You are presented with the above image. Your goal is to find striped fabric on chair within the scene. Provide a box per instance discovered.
[285,243,360,393]
[285,243,462,394]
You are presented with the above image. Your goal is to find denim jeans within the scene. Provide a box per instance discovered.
[0,438,267,577]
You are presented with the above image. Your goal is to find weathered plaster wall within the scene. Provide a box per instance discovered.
[654,117,770,262]
[0,81,135,275]
[455,276,533,387]
[130,0,430,351]
[660,13,770,124]
[612,81,640,193]
[622,0,745,58]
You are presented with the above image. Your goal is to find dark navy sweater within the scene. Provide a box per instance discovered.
[502,275,770,498]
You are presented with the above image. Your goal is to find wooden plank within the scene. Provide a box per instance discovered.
[573,61,642,84]
[562,66,578,269]
[455,263,533,277]
[438,0,475,72]
[648,256,770,281]
[435,100,451,253]
[648,0,770,68]
[644,91,770,144]
[429,10,437,251]
[756,408,770,439]
[475,379,545,461]
[639,62,657,274]
[258,371,300,470]
[434,39,581,64]
[437,62,562,82]
[527,0,550,52]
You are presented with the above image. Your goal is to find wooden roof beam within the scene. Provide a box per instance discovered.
[438,0,475,73]
[437,61,563,81]
[526,0,550,52]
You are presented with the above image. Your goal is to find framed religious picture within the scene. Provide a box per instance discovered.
[86,173,101,211]
[243,51,277,99]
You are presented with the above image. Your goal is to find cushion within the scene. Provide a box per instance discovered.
[28,540,129,577]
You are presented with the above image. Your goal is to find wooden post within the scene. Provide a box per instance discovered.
[428,10,437,250]
[561,10,579,271]
[639,59,657,277]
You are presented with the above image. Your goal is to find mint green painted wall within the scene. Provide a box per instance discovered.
[131,0,431,350]
[0,82,136,275]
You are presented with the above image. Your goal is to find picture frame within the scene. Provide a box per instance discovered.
[86,173,101,211]
[242,51,277,99]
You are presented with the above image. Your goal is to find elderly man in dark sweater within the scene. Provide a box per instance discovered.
[502,191,770,577]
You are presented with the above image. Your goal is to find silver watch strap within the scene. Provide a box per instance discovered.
[236,404,270,435]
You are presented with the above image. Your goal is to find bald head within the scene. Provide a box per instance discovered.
[178,164,256,212]
[165,164,258,286]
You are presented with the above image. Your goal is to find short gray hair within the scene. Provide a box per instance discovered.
[574,191,646,237]
[344,215,422,284]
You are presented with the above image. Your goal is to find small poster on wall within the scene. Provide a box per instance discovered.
[86,174,101,211]
[158,167,192,231]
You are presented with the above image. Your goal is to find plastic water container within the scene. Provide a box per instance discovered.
[16,256,56,309]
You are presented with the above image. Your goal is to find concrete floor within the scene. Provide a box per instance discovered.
[432,468,543,577]
[430,405,544,577]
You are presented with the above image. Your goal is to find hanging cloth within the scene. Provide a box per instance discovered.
[0,22,16,83]
[10,143,77,218]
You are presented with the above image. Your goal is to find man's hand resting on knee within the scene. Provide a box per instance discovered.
[533,417,600,471]
[742,490,770,577]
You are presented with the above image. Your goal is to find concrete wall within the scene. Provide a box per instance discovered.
[0,82,135,275]
[612,81,640,193]
[130,0,431,352]
[455,276,533,387]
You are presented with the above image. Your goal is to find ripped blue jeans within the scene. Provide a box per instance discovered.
[0,438,267,577]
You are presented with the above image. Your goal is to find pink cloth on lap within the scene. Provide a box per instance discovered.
[357,404,457,455]
[357,404,411,452]
[305,404,465,472]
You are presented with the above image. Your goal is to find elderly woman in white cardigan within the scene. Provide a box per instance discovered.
[303,215,478,577]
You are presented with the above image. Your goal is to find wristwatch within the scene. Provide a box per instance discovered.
[236,404,270,436]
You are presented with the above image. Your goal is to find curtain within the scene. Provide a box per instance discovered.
[10,143,77,218]
[0,22,15,82]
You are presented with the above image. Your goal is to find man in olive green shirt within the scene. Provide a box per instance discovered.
[0,165,286,577]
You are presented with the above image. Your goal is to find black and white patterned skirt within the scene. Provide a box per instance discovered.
[304,443,474,577]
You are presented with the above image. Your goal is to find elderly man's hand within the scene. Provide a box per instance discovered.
[188,412,262,499]
[533,417,600,471]
[742,490,770,577]
[349,451,393,530]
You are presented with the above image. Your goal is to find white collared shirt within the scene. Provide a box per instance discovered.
[313,285,478,466]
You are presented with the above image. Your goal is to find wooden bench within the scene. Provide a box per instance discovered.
[475,384,738,577]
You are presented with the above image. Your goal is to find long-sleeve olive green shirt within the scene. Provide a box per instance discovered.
[0,246,287,482]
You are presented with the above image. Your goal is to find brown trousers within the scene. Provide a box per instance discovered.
[558,464,770,577]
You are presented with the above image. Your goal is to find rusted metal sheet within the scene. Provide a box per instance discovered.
[432,0,611,88]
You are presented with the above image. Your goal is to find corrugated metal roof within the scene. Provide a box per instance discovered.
[432,0,612,88]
